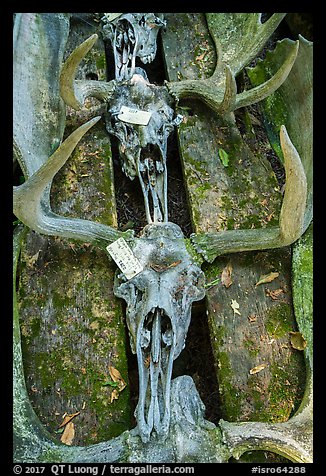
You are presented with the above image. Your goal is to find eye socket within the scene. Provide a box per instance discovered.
[85,72,98,81]
[139,16,146,27]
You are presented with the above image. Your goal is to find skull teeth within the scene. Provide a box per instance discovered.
[162,329,172,346]
[140,328,150,348]
[141,53,155,64]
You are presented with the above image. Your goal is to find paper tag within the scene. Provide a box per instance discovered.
[106,238,143,280]
[118,106,152,126]
[104,13,123,22]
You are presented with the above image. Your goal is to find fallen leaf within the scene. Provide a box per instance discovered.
[108,365,122,381]
[196,52,206,61]
[265,288,284,301]
[110,388,120,403]
[289,332,307,351]
[249,363,267,375]
[59,411,80,428]
[255,271,279,286]
[144,355,151,368]
[231,299,241,315]
[167,260,182,269]
[108,366,126,392]
[60,421,75,445]
[218,148,229,167]
[221,263,233,288]
[248,314,257,323]
[26,250,41,267]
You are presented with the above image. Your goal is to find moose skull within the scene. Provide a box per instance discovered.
[102,13,166,81]
[113,223,205,442]
[105,74,179,223]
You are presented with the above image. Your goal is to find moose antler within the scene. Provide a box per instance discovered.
[13,12,312,462]
[13,15,132,248]
[13,116,132,246]
[60,33,116,110]
[191,125,307,262]
[165,13,299,115]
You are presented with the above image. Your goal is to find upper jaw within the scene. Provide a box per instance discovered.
[136,306,176,442]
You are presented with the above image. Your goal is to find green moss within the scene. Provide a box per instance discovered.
[245,348,306,423]
[18,236,132,444]
[265,304,293,338]
[247,63,288,163]
[203,261,222,282]
[267,360,305,421]
[292,223,313,363]
[216,351,243,421]
[95,54,106,70]
[184,238,204,266]
[243,338,260,358]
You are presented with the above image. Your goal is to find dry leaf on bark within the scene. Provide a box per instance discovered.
[221,263,233,288]
[231,299,241,315]
[110,388,120,403]
[60,421,75,445]
[249,363,267,375]
[248,314,257,323]
[108,366,126,392]
[255,271,279,286]
[265,288,284,300]
[289,331,307,350]
[59,411,80,428]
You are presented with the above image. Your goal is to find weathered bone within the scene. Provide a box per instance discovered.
[13,225,312,462]
[13,12,312,462]
[60,34,116,110]
[165,14,299,115]
[13,116,132,246]
[114,222,205,442]
[60,30,177,224]
[105,74,176,223]
[246,35,313,232]
[102,13,166,81]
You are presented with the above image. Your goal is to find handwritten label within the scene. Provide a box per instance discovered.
[118,106,152,126]
[106,238,143,280]
[104,13,123,22]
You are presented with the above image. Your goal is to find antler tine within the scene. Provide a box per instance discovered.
[60,33,116,110]
[220,227,313,463]
[220,416,312,463]
[165,35,237,115]
[191,125,307,263]
[165,14,298,117]
[234,40,299,111]
[13,116,132,247]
